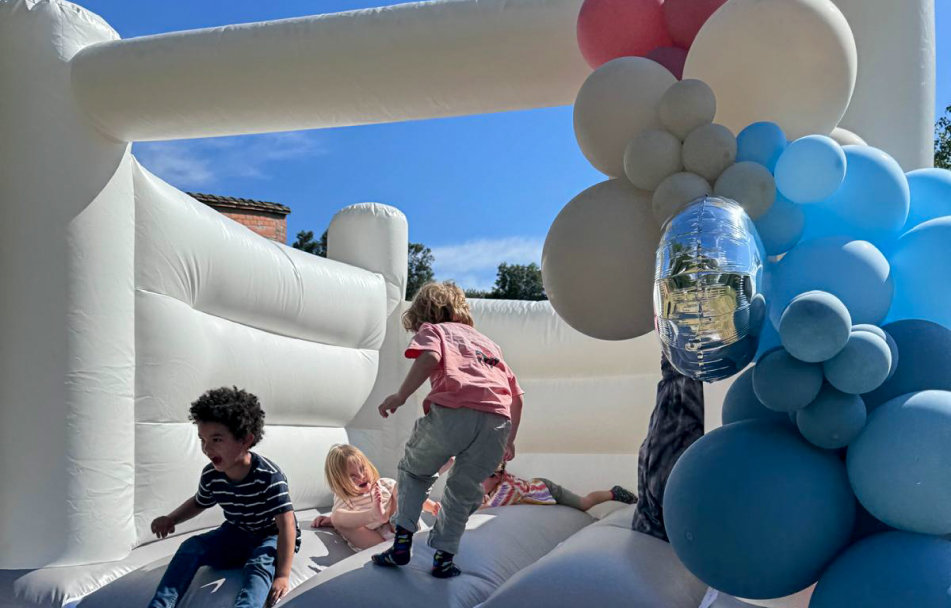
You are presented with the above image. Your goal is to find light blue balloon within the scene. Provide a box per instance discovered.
[888,216,951,329]
[848,390,951,535]
[811,532,951,608]
[753,347,823,412]
[903,167,951,231]
[864,320,951,411]
[825,145,909,245]
[823,331,891,394]
[774,135,846,204]
[797,383,866,449]
[736,122,787,172]
[664,421,855,600]
[852,324,899,380]
[721,366,795,428]
[779,290,851,363]
[753,193,804,255]
[769,236,892,328]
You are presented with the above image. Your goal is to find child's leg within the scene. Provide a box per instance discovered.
[234,535,278,608]
[536,478,588,510]
[147,525,236,608]
[337,525,386,551]
[373,407,456,568]
[428,409,511,576]
[631,354,705,541]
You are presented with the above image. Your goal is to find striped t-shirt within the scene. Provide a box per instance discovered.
[195,452,301,551]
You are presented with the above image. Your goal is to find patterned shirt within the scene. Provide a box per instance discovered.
[195,452,301,551]
[483,472,557,507]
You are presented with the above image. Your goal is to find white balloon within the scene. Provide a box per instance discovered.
[658,79,717,140]
[652,172,712,226]
[683,0,857,140]
[542,179,658,340]
[714,161,777,220]
[623,129,683,191]
[573,57,677,177]
[682,123,737,182]
[830,126,867,147]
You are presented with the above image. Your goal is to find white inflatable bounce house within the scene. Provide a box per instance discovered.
[0,0,942,606]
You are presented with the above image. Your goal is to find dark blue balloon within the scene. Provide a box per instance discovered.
[664,421,855,600]
[852,324,899,380]
[863,319,951,411]
[796,383,866,449]
[811,532,951,608]
[848,390,951,535]
[753,347,823,412]
[779,290,851,363]
[721,366,794,427]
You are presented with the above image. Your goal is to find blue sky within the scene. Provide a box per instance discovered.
[73,0,949,291]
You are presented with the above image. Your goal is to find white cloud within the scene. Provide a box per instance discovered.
[431,236,544,291]
[132,131,327,190]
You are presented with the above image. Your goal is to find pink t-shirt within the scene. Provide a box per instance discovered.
[406,322,523,419]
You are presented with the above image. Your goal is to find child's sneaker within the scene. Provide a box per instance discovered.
[611,485,637,504]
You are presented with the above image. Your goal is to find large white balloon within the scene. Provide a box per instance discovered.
[542,179,659,340]
[574,57,677,177]
[683,0,857,140]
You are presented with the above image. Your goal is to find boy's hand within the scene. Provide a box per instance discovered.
[378,394,405,418]
[504,442,516,462]
[151,515,176,539]
[311,515,333,528]
[267,575,290,606]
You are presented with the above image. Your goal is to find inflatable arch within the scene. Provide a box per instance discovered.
[0,0,936,605]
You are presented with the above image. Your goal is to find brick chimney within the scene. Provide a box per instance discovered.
[189,192,291,244]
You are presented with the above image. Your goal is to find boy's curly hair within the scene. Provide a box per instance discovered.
[402,281,474,332]
[189,386,265,447]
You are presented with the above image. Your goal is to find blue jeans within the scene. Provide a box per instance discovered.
[148,523,278,608]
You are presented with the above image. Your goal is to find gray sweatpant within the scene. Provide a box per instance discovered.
[392,404,511,555]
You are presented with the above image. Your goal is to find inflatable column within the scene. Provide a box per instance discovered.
[0,1,135,568]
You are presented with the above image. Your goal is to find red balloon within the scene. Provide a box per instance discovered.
[646,46,688,79]
[663,0,729,49]
[577,0,672,69]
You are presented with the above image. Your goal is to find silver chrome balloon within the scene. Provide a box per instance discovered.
[654,196,767,382]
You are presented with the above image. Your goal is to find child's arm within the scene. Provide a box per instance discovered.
[505,393,523,461]
[378,350,440,418]
[267,511,296,607]
[330,506,384,529]
[151,495,207,539]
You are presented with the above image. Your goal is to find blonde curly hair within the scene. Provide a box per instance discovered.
[402,281,474,332]
[324,444,380,500]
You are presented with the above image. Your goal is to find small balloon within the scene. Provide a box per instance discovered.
[779,291,851,363]
[646,46,688,80]
[823,331,891,395]
[796,383,866,449]
[682,123,737,182]
[623,129,683,191]
[852,324,898,381]
[753,347,824,412]
[774,135,846,204]
[657,79,717,140]
[651,172,712,225]
[736,121,788,172]
[714,161,776,220]
[721,366,795,428]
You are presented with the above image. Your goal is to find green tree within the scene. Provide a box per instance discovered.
[469,262,547,301]
[936,104,951,170]
[406,242,435,300]
[292,229,327,257]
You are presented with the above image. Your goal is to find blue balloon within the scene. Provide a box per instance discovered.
[796,383,866,449]
[823,331,891,394]
[811,532,951,608]
[753,347,823,412]
[851,502,896,543]
[888,216,951,329]
[664,421,855,599]
[779,290,851,363]
[754,314,781,360]
[753,193,804,255]
[721,366,795,427]
[903,167,951,231]
[774,135,846,204]
[736,122,787,172]
[852,324,899,380]
[848,390,951,535]
[825,145,910,245]
[769,237,892,328]
[864,319,951,411]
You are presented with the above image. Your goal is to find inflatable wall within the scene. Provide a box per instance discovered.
[0,0,937,605]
